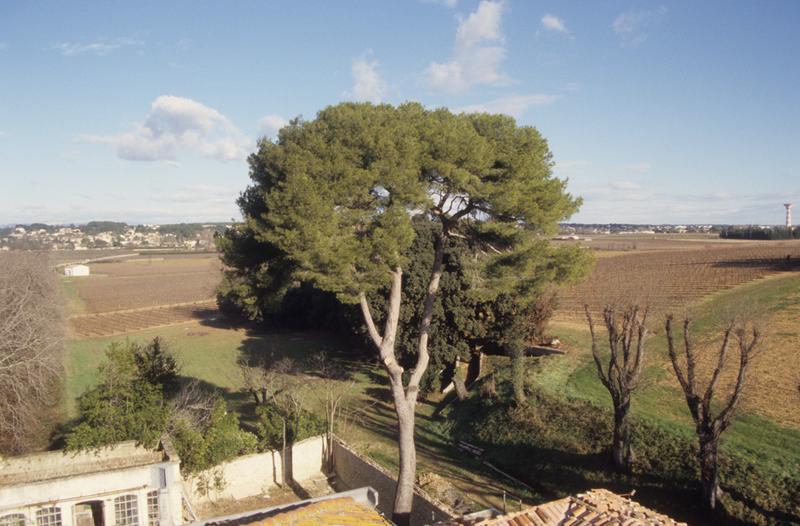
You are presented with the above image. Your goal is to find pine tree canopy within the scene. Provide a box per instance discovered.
[238,102,586,305]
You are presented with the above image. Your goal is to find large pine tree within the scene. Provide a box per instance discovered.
[223,102,588,524]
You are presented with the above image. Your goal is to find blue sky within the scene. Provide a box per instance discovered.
[0,1,798,225]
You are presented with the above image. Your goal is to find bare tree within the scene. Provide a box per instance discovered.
[238,352,294,406]
[169,379,218,429]
[665,315,760,511]
[310,351,355,471]
[0,252,64,453]
[585,304,648,473]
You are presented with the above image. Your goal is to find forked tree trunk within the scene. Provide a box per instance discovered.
[359,232,445,526]
[665,316,760,513]
[585,305,648,474]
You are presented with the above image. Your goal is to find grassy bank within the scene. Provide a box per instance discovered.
[444,273,800,525]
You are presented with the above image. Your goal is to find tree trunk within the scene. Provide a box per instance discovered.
[453,375,468,401]
[612,398,633,473]
[511,345,525,405]
[392,400,416,526]
[699,435,720,510]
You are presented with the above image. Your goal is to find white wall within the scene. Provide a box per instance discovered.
[183,436,325,507]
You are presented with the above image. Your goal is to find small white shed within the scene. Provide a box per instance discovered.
[64,264,90,277]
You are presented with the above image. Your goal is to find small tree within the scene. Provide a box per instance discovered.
[238,352,294,406]
[585,305,648,473]
[665,316,760,511]
[66,341,169,450]
[311,351,355,470]
[134,337,179,394]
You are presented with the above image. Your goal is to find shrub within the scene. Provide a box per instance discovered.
[254,403,325,451]
[171,399,257,474]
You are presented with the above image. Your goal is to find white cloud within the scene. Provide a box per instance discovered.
[612,7,667,47]
[426,0,509,93]
[541,14,569,35]
[351,54,387,103]
[258,115,289,139]
[53,37,143,57]
[456,0,504,48]
[80,95,251,162]
[457,93,558,117]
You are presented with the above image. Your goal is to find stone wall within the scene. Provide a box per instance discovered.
[331,439,454,526]
[184,435,325,507]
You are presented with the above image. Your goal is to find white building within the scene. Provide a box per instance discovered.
[0,441,183,526]
[64,265,90,277]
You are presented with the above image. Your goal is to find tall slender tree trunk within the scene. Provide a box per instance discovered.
[392,402,417,526]
[699,434,720,511]
[612,397,632,473]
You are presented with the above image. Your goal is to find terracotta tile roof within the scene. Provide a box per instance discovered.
[222,497,392,526]
[449,489,686,526]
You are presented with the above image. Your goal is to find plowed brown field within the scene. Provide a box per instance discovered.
[70,300,218,337]
[64,253,221,336]
[556,241,800,320]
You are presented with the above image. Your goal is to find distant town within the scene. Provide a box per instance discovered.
[0,221,228,251]
[4,221,797,252]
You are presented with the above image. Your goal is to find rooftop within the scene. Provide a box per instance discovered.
[442,489,686,526]
[194,487,389,526]
[0,441,169,487]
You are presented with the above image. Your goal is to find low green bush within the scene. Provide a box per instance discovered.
[254,403,325,451]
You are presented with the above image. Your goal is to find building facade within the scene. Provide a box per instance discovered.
[0,441,183,526]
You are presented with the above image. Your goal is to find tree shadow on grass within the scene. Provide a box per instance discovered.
[233,325,371,376]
